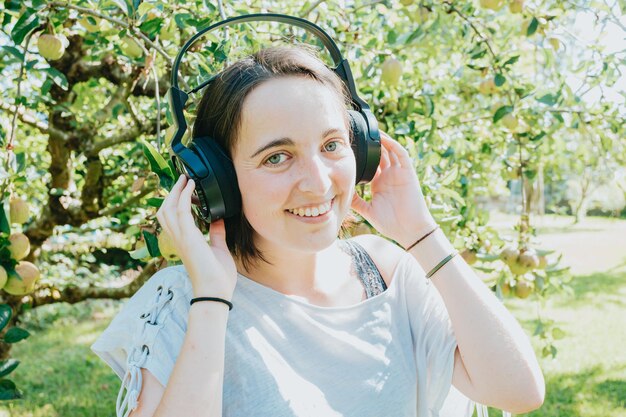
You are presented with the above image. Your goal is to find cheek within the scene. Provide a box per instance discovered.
[238,171,292,221]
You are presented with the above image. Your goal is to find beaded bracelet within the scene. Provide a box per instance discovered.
[425,251,458,279]
[190,297,233,310]
[404,224,441,252]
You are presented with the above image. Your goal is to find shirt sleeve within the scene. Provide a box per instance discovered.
[400,252,458,416]
[90,265,192,417]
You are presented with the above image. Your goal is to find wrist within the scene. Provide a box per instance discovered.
[406,227,456,273]
[398,219,439,250]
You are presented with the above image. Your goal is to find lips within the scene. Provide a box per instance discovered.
[286,198,335,218]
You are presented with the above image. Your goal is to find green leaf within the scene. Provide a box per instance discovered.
[439,165,459,186]
[146,197,164,208]
[0,359,19,378]
[552,327,566,340]
[394,124,410,135]
[526,17,539,36]
[494,73,506,87]
[14,152,25,174]
[139,18,164,37]
[3,327,30,344]
[143,230,161,257]
[10,8,41,45]
[1,46,24,60]
[129,244,150,260]
[0,379,21,400]
[140,140,175,190]
[501,55,519,68]
[536,93,558,106]
[437,186,466,205]
[423,95,434,117]
[0,201,10,234]
[493,105,514,123]
[0,305,11,333]
[530,131,546,142]
[41,67,68,91]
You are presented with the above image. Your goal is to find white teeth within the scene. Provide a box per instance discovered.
[288,200,332,217]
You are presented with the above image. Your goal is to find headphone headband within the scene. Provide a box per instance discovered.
[166,13,381,223]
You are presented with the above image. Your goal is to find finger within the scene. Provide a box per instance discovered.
[379,141,390,170]
[177,178,198,235]
[380,132,412,168]
[388,144,401,166]
[161,175,187,215]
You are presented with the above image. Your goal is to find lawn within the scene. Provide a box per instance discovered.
[1,213,625,417]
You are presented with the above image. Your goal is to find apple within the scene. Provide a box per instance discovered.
[501,113,519,131]
[0,266,7,289]
[3,261,40,296]
[499,246,518,266]
[460,249,478,265]
[9,197,30,224]
[160,18,178,42]
[121,36,143,59]
[8,233,30,261]
[508,259,529,275]
[410,6,430,24]
[37,34,67,61]
[478,78,497,95]
[500,281,511,297]
[381,58,403,86]
[518,249,540,270]
[79,16,101,33]
[548,38,560,51]
[158,230,179,261]
[509,0,523,13]
[480,0,504,11]
[514,279,533,298]
[538,255,548,269]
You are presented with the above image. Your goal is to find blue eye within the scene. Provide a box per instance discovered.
[264,153,288,166]
[324,140,346,152]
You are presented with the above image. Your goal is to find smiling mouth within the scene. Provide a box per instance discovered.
[286,198,334,218]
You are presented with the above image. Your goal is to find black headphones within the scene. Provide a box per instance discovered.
[168,13,381,223]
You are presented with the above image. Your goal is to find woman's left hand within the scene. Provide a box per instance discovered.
[351,132,437,248]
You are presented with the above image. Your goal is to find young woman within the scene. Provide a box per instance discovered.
[92,46,544,417]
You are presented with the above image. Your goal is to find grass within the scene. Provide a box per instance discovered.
[2,213,626,417]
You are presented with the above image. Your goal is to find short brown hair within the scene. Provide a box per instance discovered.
[193,45,355,270]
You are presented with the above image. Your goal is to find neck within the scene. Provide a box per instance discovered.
[236,238,352,298]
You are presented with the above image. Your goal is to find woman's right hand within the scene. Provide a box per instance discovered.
[156,174,237,300]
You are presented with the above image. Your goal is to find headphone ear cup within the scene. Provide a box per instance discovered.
[348,110,380,184]
[189,139,241,221]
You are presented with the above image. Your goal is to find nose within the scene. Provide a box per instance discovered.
[296,154,333,195]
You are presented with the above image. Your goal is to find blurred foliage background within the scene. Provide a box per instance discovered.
[0,0,624,410]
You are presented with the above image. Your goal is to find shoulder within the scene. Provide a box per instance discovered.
[348,234,407,287]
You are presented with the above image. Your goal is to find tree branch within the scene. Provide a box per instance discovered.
[48,2,173,68]
[98,186,156,217]
[0,101,49,133]
[24,259,163,308]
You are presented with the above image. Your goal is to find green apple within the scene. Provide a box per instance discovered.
[381,58,403,86]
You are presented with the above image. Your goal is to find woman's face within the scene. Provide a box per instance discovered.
[232,76,356,254]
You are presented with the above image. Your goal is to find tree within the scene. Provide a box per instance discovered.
[0,0,624,398]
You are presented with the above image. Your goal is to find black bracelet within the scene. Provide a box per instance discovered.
[190,297,233,310]
[404,224,441,252]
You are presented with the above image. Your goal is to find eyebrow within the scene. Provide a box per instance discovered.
[249,128,349,159]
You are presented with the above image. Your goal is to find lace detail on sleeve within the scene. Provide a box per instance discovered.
[116,284,175,417]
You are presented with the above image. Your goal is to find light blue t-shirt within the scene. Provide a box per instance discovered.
[91,250,473,417]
